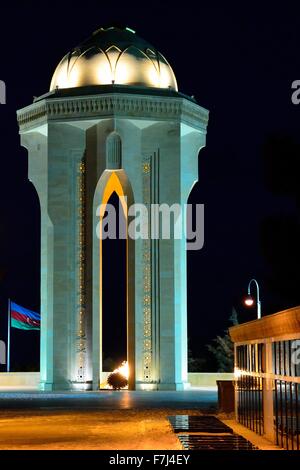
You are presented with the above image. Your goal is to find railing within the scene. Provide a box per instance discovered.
[230,308,300,450]
[236,344,264,435]
[272,340,300,450]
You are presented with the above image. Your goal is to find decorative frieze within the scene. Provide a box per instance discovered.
[17,94,209,132]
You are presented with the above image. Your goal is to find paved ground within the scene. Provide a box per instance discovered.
[222,419,281,451]
[0,389,217,410]
[0,390,217,450]
[0,408,193,450]
[0,391,279,450]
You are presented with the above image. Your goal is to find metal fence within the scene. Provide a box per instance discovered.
[233,339,300,450]
[273,341,300,450]
[230,308,300,450]
[236,344,264,435]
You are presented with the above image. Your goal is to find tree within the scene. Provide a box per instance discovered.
[207,308,238,372]
[188,347,207,372]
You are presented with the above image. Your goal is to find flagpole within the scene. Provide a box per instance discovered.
[7,298,11,372]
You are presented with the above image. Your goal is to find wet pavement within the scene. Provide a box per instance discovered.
[0,389,217,410]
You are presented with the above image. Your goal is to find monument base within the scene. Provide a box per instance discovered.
[157,382,190,391]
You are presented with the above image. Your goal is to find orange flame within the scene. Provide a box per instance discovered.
[112,361,129,380]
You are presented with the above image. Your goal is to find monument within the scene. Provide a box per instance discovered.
[17,26,209,391]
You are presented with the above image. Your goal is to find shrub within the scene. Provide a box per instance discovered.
[107,371,128,390]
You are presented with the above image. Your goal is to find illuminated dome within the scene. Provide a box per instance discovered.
[50,26,178,92]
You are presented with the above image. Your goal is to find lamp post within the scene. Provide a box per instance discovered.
[244,278,262,319]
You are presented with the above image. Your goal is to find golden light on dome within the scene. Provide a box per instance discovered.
[49,27,178,91]
[146,62,160,88]
[106,48,120,71]
[114,54,133,84]
[68,67,80,88]
[160,62,176,88]
[96,53,113,84]
[50,58,70,90]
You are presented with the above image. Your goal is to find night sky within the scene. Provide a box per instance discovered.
[0,3,299,372]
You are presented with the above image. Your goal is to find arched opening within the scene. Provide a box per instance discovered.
[102,191,127,375]
[94,170,135,389]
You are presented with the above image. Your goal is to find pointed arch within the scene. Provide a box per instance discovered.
[92,169,135,390]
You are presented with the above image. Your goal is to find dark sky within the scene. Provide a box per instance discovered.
[0,3,299,371]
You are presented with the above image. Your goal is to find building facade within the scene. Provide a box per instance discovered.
[17,27,209,391]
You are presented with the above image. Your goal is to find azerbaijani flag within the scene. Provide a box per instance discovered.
[10,302,40,330]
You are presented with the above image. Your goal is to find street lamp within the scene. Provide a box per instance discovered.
[244,278,262,319]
